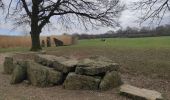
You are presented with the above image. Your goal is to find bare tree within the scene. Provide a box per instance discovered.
[2,0,124,51]
[133,0,170,25]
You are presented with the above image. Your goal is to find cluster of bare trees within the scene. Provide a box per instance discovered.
[0,0,169,51]
[76,24,170,39]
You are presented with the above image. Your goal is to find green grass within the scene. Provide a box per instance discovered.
[0,47,29,53]
[74,36,170,48]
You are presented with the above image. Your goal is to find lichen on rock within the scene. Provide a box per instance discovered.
[3,57,16,74]
[99,71,123,90]
[63,73,101,90]
[27,61,63,87]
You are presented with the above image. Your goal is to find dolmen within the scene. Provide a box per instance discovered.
[3,54,122,90]
[3,54,164,99]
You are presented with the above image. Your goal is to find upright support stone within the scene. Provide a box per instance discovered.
[99,71,123,90]
[10,61,28,84]
[3,57,16,74]
[27,61,63,87]
[46,37,51,47]
[63,73,101,90]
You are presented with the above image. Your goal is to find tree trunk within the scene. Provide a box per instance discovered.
[30,0,42,51]
[30,32,42,51]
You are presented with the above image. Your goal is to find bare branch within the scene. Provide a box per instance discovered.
[0,0,4,8]
[133,0,170,25]
[21,0,31,18]
[2,0,124,33]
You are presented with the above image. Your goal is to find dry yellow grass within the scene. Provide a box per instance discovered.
[0,35,78,48]
[0,36,31,48]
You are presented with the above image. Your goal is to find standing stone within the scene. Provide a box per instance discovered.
[3,57,16,74]
[46,37,51,47]
[27,61,63,87]
[63,73,101,90]
[41,40,45,47]
[99,71,123,90]
[10,61,28,84]
[53,38,63,46]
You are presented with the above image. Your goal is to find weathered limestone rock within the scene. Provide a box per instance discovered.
[27,61,63,87]
[75,58,119,76]
[34,54,67,67]
[38,50,46,54]
[53,59,78,73]
[63,73,101,90]
[99,71,123,90]
[35,54,78,73]
[120,84,164,100]
[89,56,113,63]
[10,61,27,84]
[3,57,16,74]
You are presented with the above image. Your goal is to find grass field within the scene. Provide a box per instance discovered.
[0,36,170,99]
[1,36,170,52]
[72,36,170,48]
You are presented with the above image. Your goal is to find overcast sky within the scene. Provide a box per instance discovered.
[0,0,169,36]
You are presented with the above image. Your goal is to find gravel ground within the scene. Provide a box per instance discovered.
[0,53,169,100]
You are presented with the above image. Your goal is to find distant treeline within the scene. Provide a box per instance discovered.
[74,24,170,39]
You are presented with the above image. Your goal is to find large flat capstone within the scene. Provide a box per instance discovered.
[27,61,63,87]
[75,58,119,76]
[35,54,67,67]
[35,54,78,73]
[89,56,113,63]
[53,59,78,73]
[63,73,101,90]
[120,84,163,100]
